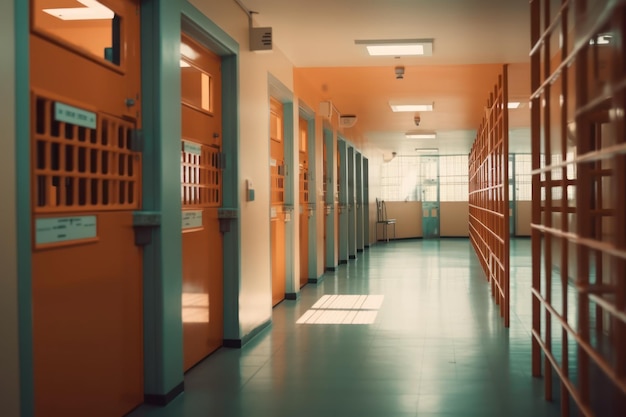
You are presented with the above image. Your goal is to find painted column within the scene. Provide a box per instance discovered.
[363,158,371,247]
[324,128,337,270]
[2,1,33,415]
[283,101,298,298]
[347,146,357,259]
[338,139,349,263]
[140,0,185,403]
[356,152,364,252]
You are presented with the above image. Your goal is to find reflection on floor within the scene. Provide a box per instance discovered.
[130,238,560,417]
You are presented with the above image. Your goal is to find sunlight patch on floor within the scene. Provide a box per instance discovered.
[297,294,384,324]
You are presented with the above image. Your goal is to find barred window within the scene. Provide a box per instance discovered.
[439,155,469,201]
[380,155,469,202]
[380,156,420,201]
[514,153,575,201]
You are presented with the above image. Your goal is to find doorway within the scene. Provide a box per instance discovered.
[421,156,440,239]
[180,33,224,371]
[270,97,286,305]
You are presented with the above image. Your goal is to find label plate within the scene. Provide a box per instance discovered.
[36,216,97,245]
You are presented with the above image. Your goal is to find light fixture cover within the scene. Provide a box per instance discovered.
[405,132,436,139]
[339,115,358,128]
[414,148,439,153]
[355,39,433,56]
[507,102,521,109]
[390,102,434,112]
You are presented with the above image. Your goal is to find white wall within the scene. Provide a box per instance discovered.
[0,0,21,414]
[190,0,298,336]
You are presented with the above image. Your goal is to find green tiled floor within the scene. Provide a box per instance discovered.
[130,238,560,417]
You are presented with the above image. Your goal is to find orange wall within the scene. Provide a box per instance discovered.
[441,202,469,236]
[385,201,422,239]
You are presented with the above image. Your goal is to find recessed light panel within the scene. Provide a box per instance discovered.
[507,102,521,109]
[415,148,439,153]
[406,132,437,139]
[356,39,433,56]
[390,102,434,112]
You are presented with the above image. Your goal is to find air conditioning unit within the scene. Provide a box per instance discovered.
[339,115,358,128]
[319,101,333,119]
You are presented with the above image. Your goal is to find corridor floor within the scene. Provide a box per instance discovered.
[130,238,560,417]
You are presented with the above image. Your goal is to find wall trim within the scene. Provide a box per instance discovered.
[223,320,272,348]
[144,382,184,406]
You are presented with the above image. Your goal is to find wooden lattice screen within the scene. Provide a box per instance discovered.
[530,0,626,415]
[469,65,510,327]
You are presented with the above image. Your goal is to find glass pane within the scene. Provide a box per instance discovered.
[34,0,120,65]
[181,61,212,112]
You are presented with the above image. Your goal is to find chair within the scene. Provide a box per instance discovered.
[376,198,396,242]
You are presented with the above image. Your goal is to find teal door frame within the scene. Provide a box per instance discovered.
[337,139,349,263]
[323,128,337,270]
[269,75,296,299]
[140,0,241,403]
[299,104,320,282]
[363,158,370,247]
[355,152,364,252]
[347,146,357,259]
[11,0,34,414]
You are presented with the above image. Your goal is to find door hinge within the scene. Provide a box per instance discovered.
[129,129,144,152]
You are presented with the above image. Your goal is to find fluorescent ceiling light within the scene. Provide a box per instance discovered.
[507,102,521,109]
[415,148,439,153]
[180,59,191,68]
[405,132,436,139]
[43,0,114,20]
[390,102,434,112]
[367,44,423,56]
[355,39,433,56]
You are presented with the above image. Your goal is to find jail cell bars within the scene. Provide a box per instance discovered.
[530,0,626,415]
[469,65,510,327]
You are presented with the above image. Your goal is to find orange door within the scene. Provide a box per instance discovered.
[180,34,224,371]
[299,118,309,287]
[270,98,286,305]
[30,1,143,416]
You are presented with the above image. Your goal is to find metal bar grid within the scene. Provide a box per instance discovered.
[32,94,141,213]
[181,143,221,208]
[469,65,510,327]
[530,0,626,414]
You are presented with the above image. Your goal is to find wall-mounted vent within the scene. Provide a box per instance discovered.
[339,115,358,128]
[250,27,272,51]
[319,101,333,119]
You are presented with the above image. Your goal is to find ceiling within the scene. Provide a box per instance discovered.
[243,0,533,156]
